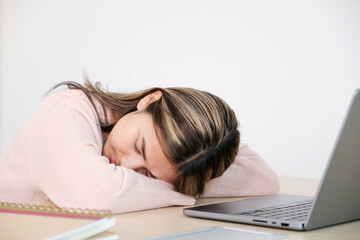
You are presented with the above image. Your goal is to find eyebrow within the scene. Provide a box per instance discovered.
[141,137,147,161]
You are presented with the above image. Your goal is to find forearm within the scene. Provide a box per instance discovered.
[202,144,279,198]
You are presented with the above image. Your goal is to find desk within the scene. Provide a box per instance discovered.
[113,176,360,240]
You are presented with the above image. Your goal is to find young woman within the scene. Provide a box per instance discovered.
[0,80,279,213]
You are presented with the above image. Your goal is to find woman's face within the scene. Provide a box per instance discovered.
[103,110,177,184]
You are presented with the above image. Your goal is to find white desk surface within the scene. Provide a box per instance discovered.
[112,176,360,240]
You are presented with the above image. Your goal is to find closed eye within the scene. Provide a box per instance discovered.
[145,169,157,179]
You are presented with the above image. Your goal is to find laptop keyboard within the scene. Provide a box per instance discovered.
[236,200,313,221]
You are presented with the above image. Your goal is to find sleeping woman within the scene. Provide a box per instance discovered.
[0,79,279,213]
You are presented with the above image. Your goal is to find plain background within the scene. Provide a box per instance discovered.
[0,0,359,179]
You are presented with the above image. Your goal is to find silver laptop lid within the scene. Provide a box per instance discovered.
[305,89,360,230]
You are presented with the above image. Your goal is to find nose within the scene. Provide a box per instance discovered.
[120,154,145,173]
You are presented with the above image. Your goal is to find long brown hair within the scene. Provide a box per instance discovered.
[50,78,240,197]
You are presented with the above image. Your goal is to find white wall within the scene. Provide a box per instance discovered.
[1,0,359,179]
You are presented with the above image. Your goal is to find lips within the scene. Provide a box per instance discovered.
[110,154,116,165]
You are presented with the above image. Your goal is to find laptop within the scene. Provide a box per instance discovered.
[184,89,360,231]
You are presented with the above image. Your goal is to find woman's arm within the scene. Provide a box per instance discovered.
[202,144,280,197]
[26,90,194,214]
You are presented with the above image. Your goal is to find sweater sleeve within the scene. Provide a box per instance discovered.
[26,91,194,214]
[202,144,280,197]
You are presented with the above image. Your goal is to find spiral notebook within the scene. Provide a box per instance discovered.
[0,202,118,240]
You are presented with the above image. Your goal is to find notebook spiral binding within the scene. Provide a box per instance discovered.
[0,201,113,220]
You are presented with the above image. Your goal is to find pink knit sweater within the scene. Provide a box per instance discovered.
[0,90,279,213]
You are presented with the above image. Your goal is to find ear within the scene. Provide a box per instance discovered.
[137,90,163,111]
